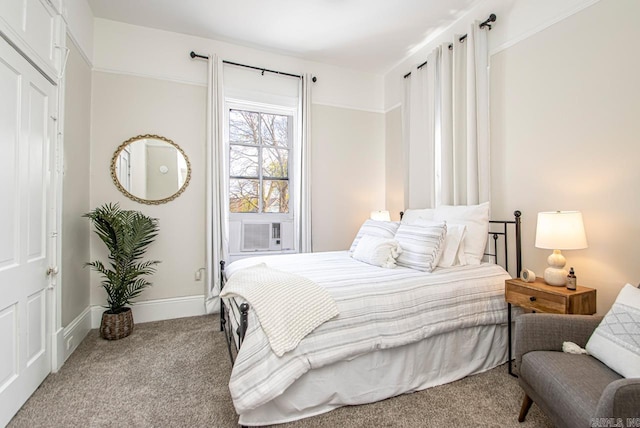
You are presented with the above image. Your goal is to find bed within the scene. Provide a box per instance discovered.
[219,209,522,426]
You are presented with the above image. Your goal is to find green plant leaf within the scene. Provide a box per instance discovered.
[84,203,160,312]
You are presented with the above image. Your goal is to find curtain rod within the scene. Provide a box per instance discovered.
[189,51,305,79]
[403,13,496,79]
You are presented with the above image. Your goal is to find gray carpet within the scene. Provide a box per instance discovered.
[8,315,552,427]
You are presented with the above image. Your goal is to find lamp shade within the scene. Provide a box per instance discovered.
[370,210,391,221]
[535,211,588,250]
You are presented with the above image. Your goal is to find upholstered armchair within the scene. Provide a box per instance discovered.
[515,313,640,428]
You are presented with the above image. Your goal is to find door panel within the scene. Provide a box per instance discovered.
[0,304,18,391]
[27,83,48,262]
[0,36,55,427]
[0,56,20,270]
[27,291,46,365]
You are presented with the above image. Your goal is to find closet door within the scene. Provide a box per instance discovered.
[0,0,61,79]
[0,36,56,426]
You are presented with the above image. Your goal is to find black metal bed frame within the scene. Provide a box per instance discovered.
[219,210,522,366]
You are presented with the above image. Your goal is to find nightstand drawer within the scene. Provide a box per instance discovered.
[505,283,566,313]
[505,278,596,315]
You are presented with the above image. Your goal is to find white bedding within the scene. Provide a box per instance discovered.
[223,251,511,415]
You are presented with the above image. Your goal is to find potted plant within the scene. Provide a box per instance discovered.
[84,203,160,340]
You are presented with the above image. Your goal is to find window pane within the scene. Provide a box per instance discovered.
[230,110,260,145]
[263,180,289,213]
[229,145,258,177]
[229,179,259,213]
[261,114,288,147]
[262,147,288,178]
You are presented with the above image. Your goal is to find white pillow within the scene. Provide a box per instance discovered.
[395,222,446,272]
[349,220,400,254]
[438,223,467,267]
[411,219,467,267]
[585,284,640,378]
[352,234,403,268]
[433,202,489,265]
[401,208,435,225]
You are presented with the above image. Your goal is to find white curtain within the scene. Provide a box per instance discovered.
[403,21,490,208]
[205,55,229,314]
[297,74,313,252]
[402,49,438,209]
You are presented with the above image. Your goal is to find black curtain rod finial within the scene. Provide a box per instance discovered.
[190,51,208,60]
[480,13,497,30]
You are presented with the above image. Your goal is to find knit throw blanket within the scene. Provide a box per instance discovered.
[220,263,339,357]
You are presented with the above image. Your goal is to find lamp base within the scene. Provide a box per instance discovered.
[544,267,568,286]
[544,249,568,286]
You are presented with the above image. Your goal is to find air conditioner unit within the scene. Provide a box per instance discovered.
[241,222,282,252]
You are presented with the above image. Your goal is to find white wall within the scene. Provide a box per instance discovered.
[61,35,92,327]
[90,72,207,305]
[61,0,94,64]
[311,105,386,252]
[491,0,640,314]
[90,19,387,306]
[384,0,638,313]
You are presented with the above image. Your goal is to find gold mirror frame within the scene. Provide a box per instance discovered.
[110,134,192,205]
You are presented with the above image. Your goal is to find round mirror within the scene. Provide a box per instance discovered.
[110,134,191,205]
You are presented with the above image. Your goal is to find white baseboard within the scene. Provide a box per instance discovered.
[53,327,64,372]
[90,294,207,329]
[58,306,92,368]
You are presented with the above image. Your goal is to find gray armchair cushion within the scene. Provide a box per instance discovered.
[520,352,621,428]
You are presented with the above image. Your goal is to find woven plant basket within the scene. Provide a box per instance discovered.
[100,307,134,340]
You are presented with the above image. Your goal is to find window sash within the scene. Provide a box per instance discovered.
[228,108,292,214]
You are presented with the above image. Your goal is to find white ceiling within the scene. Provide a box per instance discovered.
[87,0,483,74]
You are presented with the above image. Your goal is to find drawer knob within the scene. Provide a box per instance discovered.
[529,296,537,302]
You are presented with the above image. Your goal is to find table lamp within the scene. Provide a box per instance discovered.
[370,210,391,221]
[535,211,588,286]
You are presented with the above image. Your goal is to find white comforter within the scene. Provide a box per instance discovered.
[224,251,511,414]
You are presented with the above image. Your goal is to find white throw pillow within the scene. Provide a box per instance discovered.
[352,234,403,268]
[401,208,435,225]
[411,219,467,267]
[433,202,489,265]
[438,223,467,267]
[349,220,400,254]
[395,222,447,272]
[585,284,640,378]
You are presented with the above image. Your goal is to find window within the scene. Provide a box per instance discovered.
[228,108,291,214]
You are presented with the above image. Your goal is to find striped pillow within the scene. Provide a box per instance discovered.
[349,220,400,254]
[395,222,447,272]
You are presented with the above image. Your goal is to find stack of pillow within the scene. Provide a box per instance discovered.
[349,202,490,272]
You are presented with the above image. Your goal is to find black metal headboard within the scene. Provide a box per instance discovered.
[488,211,522,276]
[399,210,522,276]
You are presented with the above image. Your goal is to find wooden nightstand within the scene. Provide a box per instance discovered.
[504,277,597,376]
